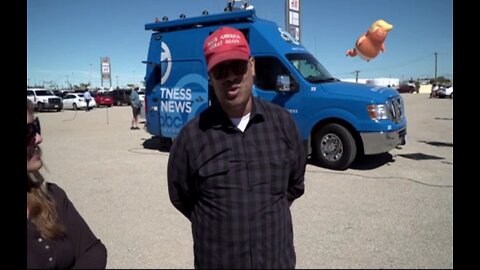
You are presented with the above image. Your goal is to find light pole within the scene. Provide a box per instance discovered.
[89,63,93,85]
[116,76,119,88]
[354,70,360,83]
[132,70,135,86]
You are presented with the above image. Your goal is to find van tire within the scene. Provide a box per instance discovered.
[313,123,356,170]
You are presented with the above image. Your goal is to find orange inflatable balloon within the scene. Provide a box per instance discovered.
[346,19,393,61]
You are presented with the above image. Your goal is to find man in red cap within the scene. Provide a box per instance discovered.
[168,26,306,269]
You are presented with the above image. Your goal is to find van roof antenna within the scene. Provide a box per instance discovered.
[225,0,253,12]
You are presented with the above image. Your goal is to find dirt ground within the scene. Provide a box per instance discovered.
[37,93,452,269]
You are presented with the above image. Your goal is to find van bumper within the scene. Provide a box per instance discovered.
[360,127,407,155]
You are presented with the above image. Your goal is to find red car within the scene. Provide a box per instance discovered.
[94,92,114,107]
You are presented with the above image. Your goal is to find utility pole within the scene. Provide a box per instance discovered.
[132,70,135,86]
[434,52,438,81]
[89,63,93,85]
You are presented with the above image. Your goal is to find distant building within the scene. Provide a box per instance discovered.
[341,77,399,87]
[341,78,369,84]
[366,78,399,88]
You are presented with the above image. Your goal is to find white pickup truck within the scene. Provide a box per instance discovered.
[27,88,63,111]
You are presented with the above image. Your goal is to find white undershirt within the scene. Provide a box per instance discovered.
[230,113,251,132]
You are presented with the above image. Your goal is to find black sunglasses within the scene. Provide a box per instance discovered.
[211,60,249,80]
[27,117,41,145]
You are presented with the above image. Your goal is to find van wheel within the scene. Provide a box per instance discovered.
[313,123,356,170]
[73,103,77,110]
[449,92,453,99]
[37,102,44,111]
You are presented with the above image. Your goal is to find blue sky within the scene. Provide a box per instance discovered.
[27,0,453,88]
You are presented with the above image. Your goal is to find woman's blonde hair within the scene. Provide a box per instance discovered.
[27,99,65,239]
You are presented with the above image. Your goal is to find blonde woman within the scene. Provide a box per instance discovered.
[27,99,107,269]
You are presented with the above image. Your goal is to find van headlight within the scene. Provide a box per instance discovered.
[367,104,389,120]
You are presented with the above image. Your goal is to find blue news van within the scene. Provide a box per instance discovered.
[142,6,406,170]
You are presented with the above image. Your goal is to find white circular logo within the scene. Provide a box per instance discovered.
[161,42,172,84]
[278,27,300,45]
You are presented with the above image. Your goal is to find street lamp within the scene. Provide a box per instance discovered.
[89,63,93,84]
[66,75,70,89]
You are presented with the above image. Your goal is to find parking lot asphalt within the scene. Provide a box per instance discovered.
[37,93,452,268]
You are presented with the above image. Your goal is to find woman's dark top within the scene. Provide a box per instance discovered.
[27,183,107,269]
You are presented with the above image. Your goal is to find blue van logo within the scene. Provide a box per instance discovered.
[161,42,172,84]
[278,28,300,45]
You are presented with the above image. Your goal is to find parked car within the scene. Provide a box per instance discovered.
[94,92,114,107]
[27,88,63,111]
[138,90,145,119]
[397,83,417,94]
[52,89,70,99]
[109,89,132,106]
[437,86,453,99]
[138,89,145,101]
[62,93,97,110]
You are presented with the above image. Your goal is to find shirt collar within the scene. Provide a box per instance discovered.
[208,96,265,130]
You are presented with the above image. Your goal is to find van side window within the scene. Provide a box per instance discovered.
[254,56,298,91]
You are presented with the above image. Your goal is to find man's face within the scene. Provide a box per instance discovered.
[209,57,255,117]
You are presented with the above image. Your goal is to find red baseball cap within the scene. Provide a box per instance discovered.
[203,26,251,71]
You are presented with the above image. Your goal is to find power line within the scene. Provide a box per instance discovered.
[337,52,439,78]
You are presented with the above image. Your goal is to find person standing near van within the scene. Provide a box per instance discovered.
[84,89,92,111]
[167,26,306,269]
[129,87,141,130]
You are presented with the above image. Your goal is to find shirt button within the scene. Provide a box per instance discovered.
[48,257,53,262]
[38,238,43,242]
[45,245,50,249]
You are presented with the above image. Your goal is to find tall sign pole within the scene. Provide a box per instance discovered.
[100,57,112,88]
[285,0,301,42]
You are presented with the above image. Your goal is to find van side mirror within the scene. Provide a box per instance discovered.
[276,75,291,92]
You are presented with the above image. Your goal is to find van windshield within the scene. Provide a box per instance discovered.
[286,53,337,83]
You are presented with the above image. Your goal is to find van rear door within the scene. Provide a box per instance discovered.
[145,32,209,138]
